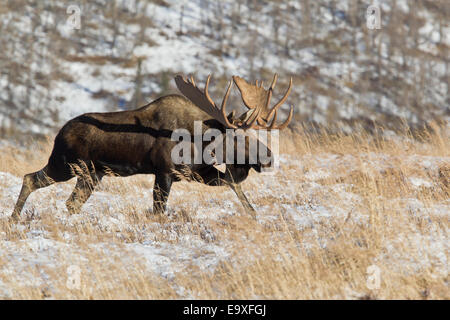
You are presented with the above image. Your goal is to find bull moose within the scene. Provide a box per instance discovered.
[11,74,293,221]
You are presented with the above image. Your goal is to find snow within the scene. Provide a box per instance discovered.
[1,0,448,135]
[409,177,433,189]
[0,148,448,297]
[0,0,448,298]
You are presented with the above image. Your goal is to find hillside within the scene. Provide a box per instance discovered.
[0,0,448,301]
[0,0,448,136]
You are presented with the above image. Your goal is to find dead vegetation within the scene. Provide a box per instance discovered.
[0,123,448,299]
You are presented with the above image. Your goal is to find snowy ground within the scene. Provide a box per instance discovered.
[0,141,448,298]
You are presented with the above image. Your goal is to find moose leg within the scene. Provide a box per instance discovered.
[153,173,173,214]
[228,183,256,219]
[194,166,257,218]
[11,166,56,221]
[66,175,102,215]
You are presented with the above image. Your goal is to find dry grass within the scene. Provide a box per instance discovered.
[0,123,448,299]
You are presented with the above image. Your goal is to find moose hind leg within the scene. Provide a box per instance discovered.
[66,175,101,215]
[153,173,173,214]
[11,166,55,220]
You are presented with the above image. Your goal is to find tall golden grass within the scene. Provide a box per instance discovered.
[0,122,448,299]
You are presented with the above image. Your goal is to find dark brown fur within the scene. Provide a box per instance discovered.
[11,94,268,220]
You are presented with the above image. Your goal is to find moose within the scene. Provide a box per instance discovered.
[10,74,293,221]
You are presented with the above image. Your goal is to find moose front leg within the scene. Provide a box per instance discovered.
[228,183,256,219]
[153,173,173,214]
[195,165,256,219]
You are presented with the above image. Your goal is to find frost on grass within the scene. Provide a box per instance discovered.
[0,140,448,298]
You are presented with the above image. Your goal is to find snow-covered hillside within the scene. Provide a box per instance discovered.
[0,0,448,135]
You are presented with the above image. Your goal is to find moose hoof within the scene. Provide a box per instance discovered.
[8,213,20,223]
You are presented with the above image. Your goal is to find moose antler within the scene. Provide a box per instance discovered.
[175,74,263,130]
[175,74,293,130]
[232,74,294,130]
